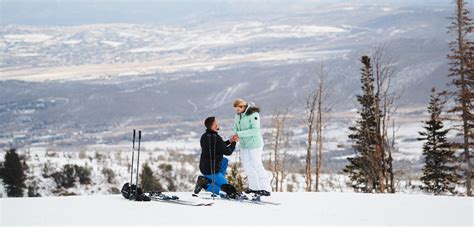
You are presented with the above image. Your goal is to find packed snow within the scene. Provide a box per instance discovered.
[1,192,472,226]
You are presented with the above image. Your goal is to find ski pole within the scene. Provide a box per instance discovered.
[212,134,217,199]
[130,129,135,185]
[130,129,136,192]
[135,130,142,200]
[208,134,215,199]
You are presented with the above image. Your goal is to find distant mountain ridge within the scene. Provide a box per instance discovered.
[0,1,455,140]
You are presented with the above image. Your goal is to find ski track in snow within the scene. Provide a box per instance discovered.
[187,99,198,112]
[208,82,248,109]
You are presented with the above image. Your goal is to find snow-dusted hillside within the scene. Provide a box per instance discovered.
[1,192,472,226]
[1,131,455,199]
[1,1,450,80]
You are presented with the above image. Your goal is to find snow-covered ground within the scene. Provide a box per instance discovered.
[0,112,464,197]
[1,192,472,226]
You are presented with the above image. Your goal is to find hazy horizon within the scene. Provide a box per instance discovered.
[1,0,453,26]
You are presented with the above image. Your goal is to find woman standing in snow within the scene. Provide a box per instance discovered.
[232,98,271,196]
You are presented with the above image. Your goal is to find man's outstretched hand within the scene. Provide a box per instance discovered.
[230,134,239,143]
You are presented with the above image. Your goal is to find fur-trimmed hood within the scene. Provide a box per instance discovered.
[244,102,260,115]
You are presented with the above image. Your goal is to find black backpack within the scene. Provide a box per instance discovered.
[121,183,150,201]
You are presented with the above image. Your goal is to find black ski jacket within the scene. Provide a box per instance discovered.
[199,129,236,175]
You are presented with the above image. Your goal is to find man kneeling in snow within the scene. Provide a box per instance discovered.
[193,116,240,198]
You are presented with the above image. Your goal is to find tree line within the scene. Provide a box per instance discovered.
[268,0,472,196]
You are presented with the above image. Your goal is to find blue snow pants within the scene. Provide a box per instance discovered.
[204,157,229,195]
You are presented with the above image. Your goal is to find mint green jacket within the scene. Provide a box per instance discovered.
[232,109,264,149]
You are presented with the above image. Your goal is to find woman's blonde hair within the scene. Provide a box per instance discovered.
[233,98,247,107]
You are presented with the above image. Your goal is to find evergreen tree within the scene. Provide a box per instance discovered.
[0,148,27,197]
[419,88,460,195]
[343,56,384,193]
[140,163,164,192]
[158,163,176,191]
[226,162,247,192]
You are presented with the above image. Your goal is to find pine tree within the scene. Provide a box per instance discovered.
[343,56,384,193]
[0,148,27,197]
[419,88,460,195]
[140,163,164,192]
[158,163,176,191]
[226,162,247,192]
[447,0,474,196]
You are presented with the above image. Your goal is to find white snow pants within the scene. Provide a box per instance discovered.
[240,147,272,192]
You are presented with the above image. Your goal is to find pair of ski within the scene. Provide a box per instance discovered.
[192,192,281,206]
[151,192,280,206]
[127,129,213,206]
[148,191,213,207]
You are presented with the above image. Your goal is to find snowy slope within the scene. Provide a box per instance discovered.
[1,192,472,226]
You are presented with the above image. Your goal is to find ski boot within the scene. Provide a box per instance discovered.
[221,184,248,200]
[245,189,271,201]
[246,189,271,196]
[121,183,150,201]
[193,175,211,195]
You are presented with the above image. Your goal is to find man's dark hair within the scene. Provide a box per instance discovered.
[204,116,216,129]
